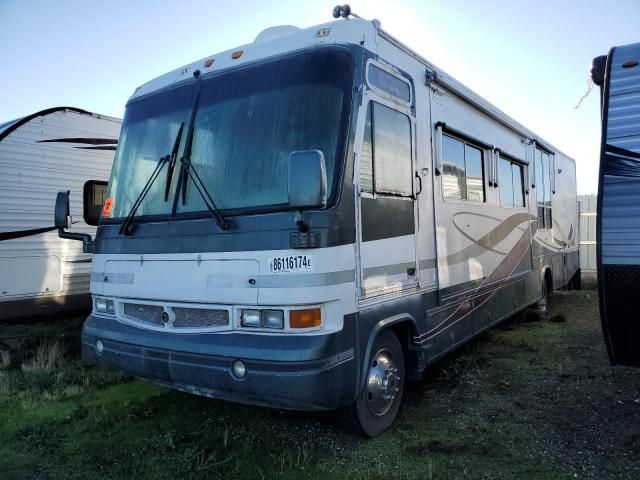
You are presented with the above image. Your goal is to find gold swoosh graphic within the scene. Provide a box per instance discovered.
[439,212,533,268]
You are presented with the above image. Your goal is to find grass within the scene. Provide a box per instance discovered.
[1,290,639,479]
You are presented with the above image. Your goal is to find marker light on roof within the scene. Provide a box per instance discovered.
[231,50,243,59]
[204,58,214,68]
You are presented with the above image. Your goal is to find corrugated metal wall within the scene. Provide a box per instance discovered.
[0,110,120,301]
[578,194,597,272]
[600,43,640,267]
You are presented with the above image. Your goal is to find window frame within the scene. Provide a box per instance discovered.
[358,97,415,199]
[365,59,413,107]
[439,130,487,204]
[534,144,554,229]
[498,154,526,209]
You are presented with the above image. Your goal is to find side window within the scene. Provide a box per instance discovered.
[360,102,412,196]
[465,145,484,202]
[442,134,485,202]
[499,156,525,207]
[360,106,374,193]
[535,148,545,225]
[535,147,553,228]
[512,163,525,207]
[367,64,411,103]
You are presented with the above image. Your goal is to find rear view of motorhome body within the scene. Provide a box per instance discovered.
[592,42,640,368]
[0,107,121,321]
[61,8,578,436]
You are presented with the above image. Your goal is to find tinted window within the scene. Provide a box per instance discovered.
[535,148,544,204]
[542,152,552,207]
[499,156,525,207]
[442,135,466,200]
[442,134,485,202]
[360,106,374,193]
[535,147,553,228]
[185,53,349,213]
[512,163,525,207]
[105,49,353,219]
[368,64,411,102]
[499,157,514,206]
[465,145,484,202]
[360,102,412,196]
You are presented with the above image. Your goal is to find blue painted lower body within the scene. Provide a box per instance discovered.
[82,250,579,412]
[82,315,358,411]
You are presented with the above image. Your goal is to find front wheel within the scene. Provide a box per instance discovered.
[340,330,405,437]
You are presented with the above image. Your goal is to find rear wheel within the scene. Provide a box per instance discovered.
[340,330,404,437]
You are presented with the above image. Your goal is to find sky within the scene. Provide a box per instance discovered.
[0,0,638,194]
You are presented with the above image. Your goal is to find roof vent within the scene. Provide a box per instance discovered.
[254,25,300,43]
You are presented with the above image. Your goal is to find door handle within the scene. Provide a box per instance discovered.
[414,171,423,196]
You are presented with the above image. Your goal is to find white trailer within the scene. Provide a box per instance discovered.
[58,7,578,436]
[0,107,121,322]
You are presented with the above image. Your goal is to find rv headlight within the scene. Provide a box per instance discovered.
[95,298,115,315]
[261,310,284,329]
[240,309,261,327]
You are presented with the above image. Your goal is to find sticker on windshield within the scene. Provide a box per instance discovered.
[102,197,113,217]
[269,255,312,273]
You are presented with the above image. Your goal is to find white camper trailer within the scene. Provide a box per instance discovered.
[58,8,579,436]
[0,107,121,321]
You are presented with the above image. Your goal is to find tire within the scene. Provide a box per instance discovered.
[340,330,405,437]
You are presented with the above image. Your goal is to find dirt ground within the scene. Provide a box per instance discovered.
[1,288,639,479]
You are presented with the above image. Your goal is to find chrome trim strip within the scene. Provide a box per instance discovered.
[363,262,414,279]
[259,270,355,288]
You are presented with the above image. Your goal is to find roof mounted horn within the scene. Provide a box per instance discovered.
[332,5,381,28]
[332,4,359,19]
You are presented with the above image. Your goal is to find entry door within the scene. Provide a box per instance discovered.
[357,97,418,299]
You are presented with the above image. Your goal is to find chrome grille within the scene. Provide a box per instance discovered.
[121,302,229,329]
[173,307,229,328]
[123,303,164,326]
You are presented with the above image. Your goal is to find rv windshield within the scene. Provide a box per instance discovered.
[105,48,353,220]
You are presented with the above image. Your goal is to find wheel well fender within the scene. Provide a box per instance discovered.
[539,265,552,286]
[358,314,418,395]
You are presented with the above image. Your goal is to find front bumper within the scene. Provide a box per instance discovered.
[82,314,357,411]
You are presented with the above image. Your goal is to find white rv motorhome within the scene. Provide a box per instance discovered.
[592,42,640,369]
[58,8,579,436]
[0,107,121,322]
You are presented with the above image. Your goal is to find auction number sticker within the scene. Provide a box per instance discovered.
[269,255,312,273]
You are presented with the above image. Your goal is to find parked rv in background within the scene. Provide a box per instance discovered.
[0,107,121,322]
[57,6,578,436]
[592,42,640,368]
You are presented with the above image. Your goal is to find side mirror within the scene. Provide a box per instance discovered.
[54,190,94,253]
[83,180,108,226]
[54,191,71,229]
[288,150,327,210]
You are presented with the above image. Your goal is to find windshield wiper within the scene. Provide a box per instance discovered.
[171,74,231,231]
[164,122,184,200]
[118,124,185,236]
[176,124,231,230]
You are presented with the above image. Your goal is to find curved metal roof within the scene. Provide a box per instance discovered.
[0,106,92,142]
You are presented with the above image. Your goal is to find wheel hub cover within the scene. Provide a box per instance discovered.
[367,350,400,417]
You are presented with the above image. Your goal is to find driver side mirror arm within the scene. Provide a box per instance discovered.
[55,191,94,253]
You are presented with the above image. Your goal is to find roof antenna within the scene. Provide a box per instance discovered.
[332,4,360,19]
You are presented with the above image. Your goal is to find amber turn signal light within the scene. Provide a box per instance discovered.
[290,308,321,328]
